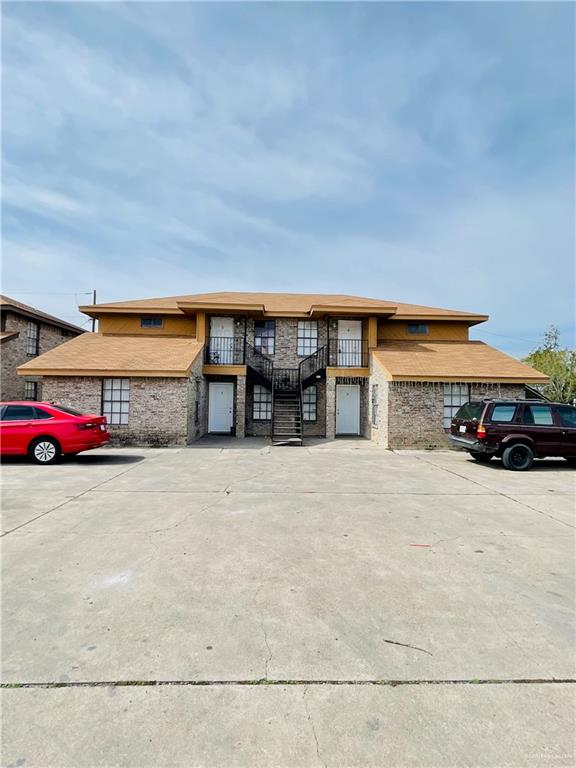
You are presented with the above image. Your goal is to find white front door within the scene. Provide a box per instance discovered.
[336,384,360,435]
[337,319,362,366]
[209,317,235,364]
[208,382,234,433]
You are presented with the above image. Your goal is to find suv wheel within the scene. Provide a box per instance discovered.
[469,451,493,463]
[29,437,60,465]
[502,443,534,471]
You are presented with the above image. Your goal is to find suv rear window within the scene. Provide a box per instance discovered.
[454,402,484,421]
[490,404,518,422]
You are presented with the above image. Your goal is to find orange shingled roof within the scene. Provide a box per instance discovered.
[17,334,203,378]
[372,341,549,383]
[78,291,487,322]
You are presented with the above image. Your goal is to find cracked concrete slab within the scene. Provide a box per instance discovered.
[2,683,574,767]
[1,443,574,766]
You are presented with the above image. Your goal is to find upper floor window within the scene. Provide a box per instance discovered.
[26,321,40,356]
[407,322,428,335]
[297,321,318,356]
[102,378,130,425]
[140,317,164,329]
[254,320,275,355]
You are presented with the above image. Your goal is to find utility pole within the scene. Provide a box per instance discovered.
[91,289,97,332]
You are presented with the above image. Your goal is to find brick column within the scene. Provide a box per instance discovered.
[235,375,246,438]
[326,377,336,439]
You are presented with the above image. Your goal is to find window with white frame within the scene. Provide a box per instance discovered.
[302,385,317,421]
[253,385,272,421]
[443,383,470,428]
[297,321,318,356]
[26,321,39,356]
[24,381,38,401]
[102,378,130,425]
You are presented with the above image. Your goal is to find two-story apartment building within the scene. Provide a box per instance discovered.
[1,295,84,401]
[17,292,548,448]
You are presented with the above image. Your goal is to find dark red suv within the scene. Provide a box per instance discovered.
[449,399,576,470]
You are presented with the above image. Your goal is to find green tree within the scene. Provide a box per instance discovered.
[523,326,576,403]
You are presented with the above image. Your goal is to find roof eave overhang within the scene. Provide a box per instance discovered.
[388,375,550,383]
[78,305,186,317]
[309,305,397,317]
[391,314,489,326]
[17,366,191,378]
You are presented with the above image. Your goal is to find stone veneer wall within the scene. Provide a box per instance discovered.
[187,352,208,442]
[2,312,78,400]
[41,375,191,446]
[386,381,527,449]
[368,363,390,446]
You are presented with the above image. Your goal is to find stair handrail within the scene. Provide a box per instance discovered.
[245,343,274,386]
[298,344,328,385]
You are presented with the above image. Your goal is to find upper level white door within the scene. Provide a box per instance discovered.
[337,319,362,366]
[208,382,234,433]
[209,316,235,364]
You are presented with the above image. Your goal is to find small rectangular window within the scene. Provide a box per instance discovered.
[140,317,164,329]
[297,321,318,356]
[303,385,317,421]
[491,404,518,423]
[24,381,38,401]
[522,405,553,426]
[26,321,40,355]
[254,321,275,355]
[371,384,379,426]
[102,378,130,425]
[443,383,470,428]
[407,323,428,335]
[253,384,272,420]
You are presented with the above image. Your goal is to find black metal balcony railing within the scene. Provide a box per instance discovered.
[205,337,245,365]
[328,338,368,368]
[273,368,299,391]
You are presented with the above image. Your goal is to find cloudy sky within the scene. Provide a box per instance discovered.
[2,2,574,355]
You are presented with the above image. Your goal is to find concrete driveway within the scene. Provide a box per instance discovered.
[1,440,574,767]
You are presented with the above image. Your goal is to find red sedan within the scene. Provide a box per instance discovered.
[0,401,109,464]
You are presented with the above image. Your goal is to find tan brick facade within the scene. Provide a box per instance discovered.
[19,307,540,449]
[381,381,526,449]
[41,375,191,446]
[1,311,79,401]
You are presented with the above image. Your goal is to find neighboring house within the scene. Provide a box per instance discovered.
[17,292,548,448]
[1,295,84,402]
